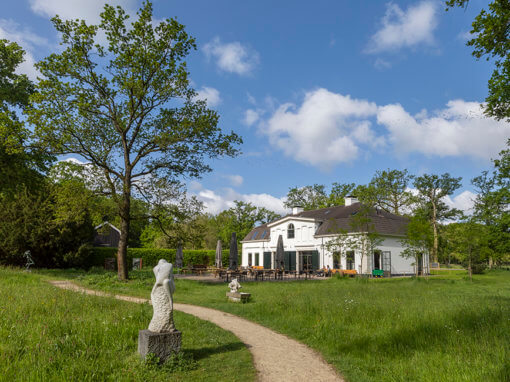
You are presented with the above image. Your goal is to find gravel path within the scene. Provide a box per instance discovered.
[49,280,343,382]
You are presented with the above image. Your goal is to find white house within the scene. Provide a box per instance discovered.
[241,197,429,276]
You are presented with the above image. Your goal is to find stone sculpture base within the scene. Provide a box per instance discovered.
[138,329,181,363]
[226,291,251,303]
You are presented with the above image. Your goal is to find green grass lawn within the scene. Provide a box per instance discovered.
[0,268,256,381]
[40,267,510,382]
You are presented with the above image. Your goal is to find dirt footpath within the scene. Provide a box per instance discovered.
[49,280,343,382]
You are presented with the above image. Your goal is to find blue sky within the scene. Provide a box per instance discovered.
[2,0,508,215]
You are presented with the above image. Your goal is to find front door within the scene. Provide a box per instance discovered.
[300,252,312,272]
[300,251,319,272]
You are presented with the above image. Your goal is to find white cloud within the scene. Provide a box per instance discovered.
[443,190,476,215]
[243,109,261,126]
[203,37,259,76]
[407,187,476,217]
[192,184,287,215]
[374,57,392,70]
[29,0,138,24]
[188,180,203,192]
[0,19,49,80]
[246,93,257,105]
[366,1,438,53]
[457,30,478,42]
[60,157,89,165]
[257,89,508,168]
[195,86,221,107]
[377,100,509,159]
[29,0,142,46]
[223,174,244,187]
[259,88,378,168]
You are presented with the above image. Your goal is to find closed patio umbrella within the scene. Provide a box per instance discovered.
[276,234,284,270]
[229,232,238,270]
[215,240,223,268]
[175,245,183,268]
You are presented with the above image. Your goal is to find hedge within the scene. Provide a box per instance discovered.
[91,247,235,268]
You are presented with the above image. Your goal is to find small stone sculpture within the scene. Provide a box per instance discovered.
[226,278,250,303]
[23,250,34,271]
[228,278,242,293]
[138,259,181,362]
[149,259,176,332]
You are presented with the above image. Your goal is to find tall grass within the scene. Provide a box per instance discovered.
[49,268,510,382]
[0,268,255,381]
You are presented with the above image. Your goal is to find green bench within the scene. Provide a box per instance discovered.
[372,269,384,277]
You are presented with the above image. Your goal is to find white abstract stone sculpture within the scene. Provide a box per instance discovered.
[148,259,176,333]
[228,278,242,293]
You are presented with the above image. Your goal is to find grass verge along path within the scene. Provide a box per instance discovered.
[0,268,255,382]
[50,280,343,382]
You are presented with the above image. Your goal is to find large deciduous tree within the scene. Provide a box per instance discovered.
[471,145,510,263]
[212,201,280,246]
[29,2,241,279]
[443,221,492,280]
[446,0,510,121]
[284,184,328,210]
[1,39,51,192]
[413,173,462,264]
[284,182,357,210]
[368,169,414,215]
[400,215,433,276]
[138,179,205,249]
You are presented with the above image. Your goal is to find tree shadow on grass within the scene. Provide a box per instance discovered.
[186,341,246,361]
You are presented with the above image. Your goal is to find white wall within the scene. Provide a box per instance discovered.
[241,242,268,267]
[314,235,420,275]
[242,222,423,275]
[268,218,317,250]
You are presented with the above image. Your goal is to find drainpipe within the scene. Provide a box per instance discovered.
[321,237,324,268]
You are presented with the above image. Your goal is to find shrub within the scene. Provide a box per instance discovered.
[90,247,232,268]
[471,263,487,274]
[62,243,94,269]
[0,184,94,268]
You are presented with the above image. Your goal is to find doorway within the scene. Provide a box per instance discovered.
[301,253,312,272]
[299,251,319,272]
[373,250,381,270]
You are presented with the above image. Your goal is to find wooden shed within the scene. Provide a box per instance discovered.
[93,222,121,247]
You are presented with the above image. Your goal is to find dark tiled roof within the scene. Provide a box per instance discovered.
[242,203,408,242]
[242,223,270,242]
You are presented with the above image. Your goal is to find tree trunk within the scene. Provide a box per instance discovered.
[117,185,131,280]
[432,198,439,264]
[468,254,472,282]
[393,199,399,215]
[467,243,473,281]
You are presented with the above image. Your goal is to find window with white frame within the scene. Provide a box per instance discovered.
[287,223,295,239]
